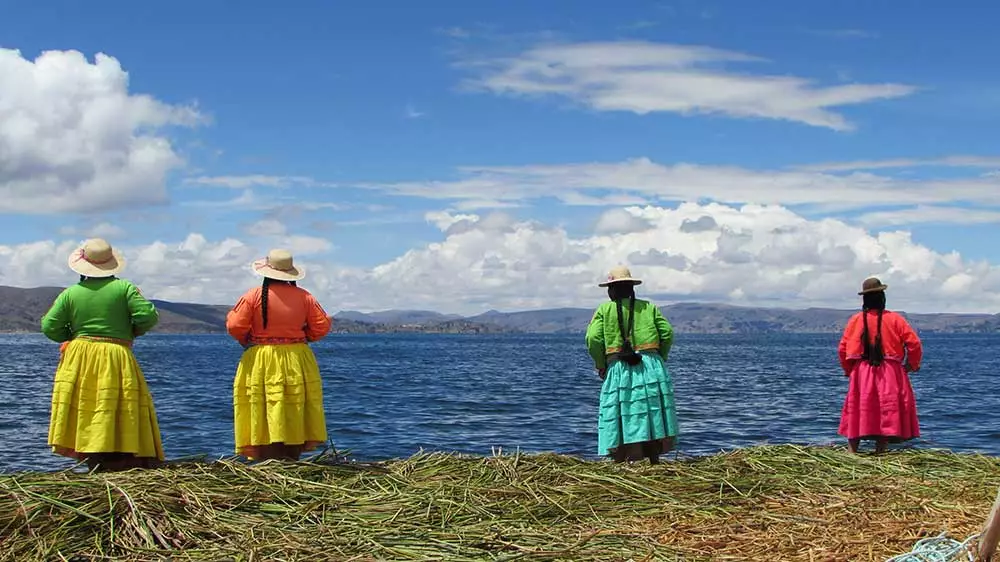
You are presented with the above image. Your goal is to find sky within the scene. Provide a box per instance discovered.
[1,0,999,314]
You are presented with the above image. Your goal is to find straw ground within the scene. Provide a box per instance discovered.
[1,444,998,561]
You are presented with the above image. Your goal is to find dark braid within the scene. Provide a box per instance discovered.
[261,277,271,329]
[261,278,297,328]
[860,291,886,366]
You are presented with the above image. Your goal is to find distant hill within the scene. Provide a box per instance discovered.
[2,285,999,335]
[335,310,463,325]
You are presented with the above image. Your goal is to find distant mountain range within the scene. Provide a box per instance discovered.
[2,285,999,335]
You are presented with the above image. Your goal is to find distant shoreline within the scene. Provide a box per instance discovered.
[3,285,999,335]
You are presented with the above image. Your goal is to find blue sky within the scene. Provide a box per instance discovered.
[1,1,998,312]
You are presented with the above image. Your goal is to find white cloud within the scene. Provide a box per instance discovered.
[796,155,1000,172]
[183,188,349,213]
[184,175,324,189]
[803,28,880,40]
[57,222,127,239]
[404,103,427,119]
[4,202,1000,314]
[460,41,915,130]
[356,157,1000,212]
[857,206,1000,226]
[241,218,333,256]
[594,208,654,234]
[0,48,204,214]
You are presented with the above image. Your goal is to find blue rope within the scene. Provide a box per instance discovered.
[885,532,978,562]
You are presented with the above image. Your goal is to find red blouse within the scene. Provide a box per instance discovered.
[837,310,922,374]
[226,283,331,346]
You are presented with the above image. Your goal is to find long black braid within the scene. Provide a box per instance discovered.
[260,277,297,329]
[860,291,886,366]
[609,283,641,366]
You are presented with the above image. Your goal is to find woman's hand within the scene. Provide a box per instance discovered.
[905,363,919,373]
[597,367,607,380]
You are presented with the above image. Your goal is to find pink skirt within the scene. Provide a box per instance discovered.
[838,357,920,441]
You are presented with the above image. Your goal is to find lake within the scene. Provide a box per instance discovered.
[0,333,997,472]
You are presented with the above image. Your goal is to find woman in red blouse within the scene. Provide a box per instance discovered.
[837,277,923,454]
[226,249,332,461]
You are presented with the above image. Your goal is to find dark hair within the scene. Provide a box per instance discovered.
[610,283,642,366]
[860,291,886,366]
[260,277,297,329]
[607,282,636,302]
[80,275,116,282]
[862,291,886,311]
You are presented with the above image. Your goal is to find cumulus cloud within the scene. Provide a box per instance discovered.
[679,215,718,233]
[4,202,1000,314]
[240,219,333,256]
[460,41,915,130]
[0,48,203,214]
[595,208,654,234]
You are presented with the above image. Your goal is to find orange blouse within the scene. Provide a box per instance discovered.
[837,310,922,374]
[226,283,332,346]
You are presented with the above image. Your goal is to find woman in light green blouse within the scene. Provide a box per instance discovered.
[585,266,678,464]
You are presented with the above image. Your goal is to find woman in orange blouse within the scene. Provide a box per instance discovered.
[226,249,332,461]
[837,277,923,454]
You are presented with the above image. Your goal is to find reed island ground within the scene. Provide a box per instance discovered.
[1,444,998,561]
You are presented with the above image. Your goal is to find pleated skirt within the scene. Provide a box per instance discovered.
[48,339,164,462]
[839,357,920,441]
[597,352,679,458]
[233,343,327,459]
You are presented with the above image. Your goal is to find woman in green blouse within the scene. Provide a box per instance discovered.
[585,266,678,464]
[40,238,164,471]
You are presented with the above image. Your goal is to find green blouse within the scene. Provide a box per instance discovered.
[40,278,159,342]
[585,298,674,370]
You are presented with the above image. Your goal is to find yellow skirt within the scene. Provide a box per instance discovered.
[48,339,164,461]
[233,343,327,458]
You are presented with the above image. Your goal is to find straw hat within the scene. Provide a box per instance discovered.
[598,265,642,287]
[67,238,126,278]
[858,277,888,295]
[251,249,305,281]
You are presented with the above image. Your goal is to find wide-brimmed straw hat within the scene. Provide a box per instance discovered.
[251,249,305,281]
[858,277,888,295]
[68,238,126,278]
[598,265,642,287]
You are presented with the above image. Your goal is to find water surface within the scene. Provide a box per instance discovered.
[0,333,996,472]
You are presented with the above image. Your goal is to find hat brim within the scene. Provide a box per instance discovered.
[598,278,642,287]
[251,259,306,281]
[858,283,888,295]
[67,248,126,278]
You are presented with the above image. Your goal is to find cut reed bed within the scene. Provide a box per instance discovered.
[1,444,998,561]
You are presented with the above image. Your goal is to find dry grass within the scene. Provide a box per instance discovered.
[1,444,998,561]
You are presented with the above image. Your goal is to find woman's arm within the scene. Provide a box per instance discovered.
[304,293,332,341]
[653,306,674,360]
[585,307,607,372]
[838,314,857,376]
[898,316,923,372]
[40,290,72,343]
[125,281,159,337]
[226,289,257,346]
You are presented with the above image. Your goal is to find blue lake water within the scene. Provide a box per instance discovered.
[0,333,998,472]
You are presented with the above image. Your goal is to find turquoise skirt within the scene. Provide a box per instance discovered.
[597,352,679,456]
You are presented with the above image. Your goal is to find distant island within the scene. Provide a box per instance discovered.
[2,285,999,335]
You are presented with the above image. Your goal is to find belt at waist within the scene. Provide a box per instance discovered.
[607,348,659,365]
[74,335,133,348]
[845,354,903,362]
[606,342,659,355]
[248,336,308,345]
